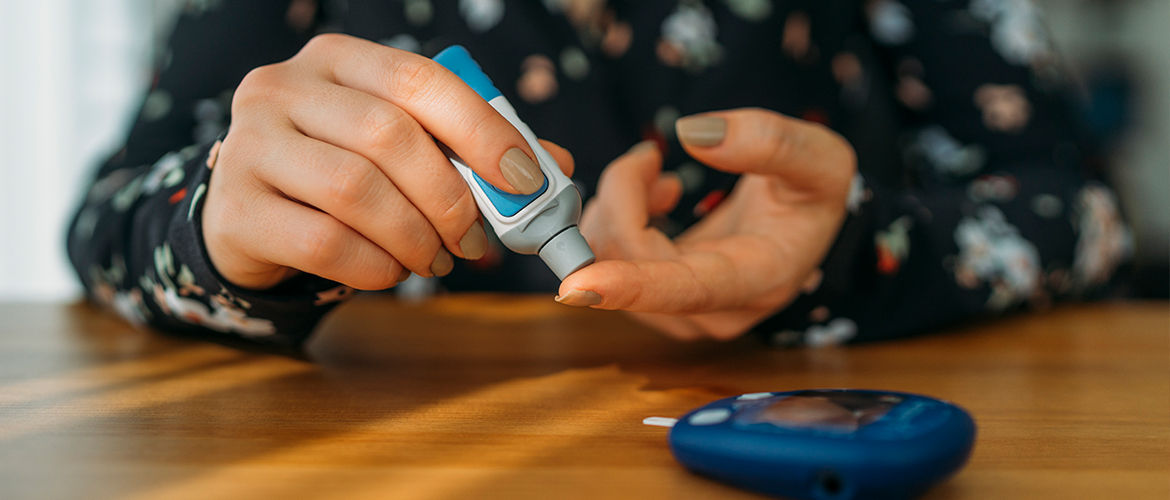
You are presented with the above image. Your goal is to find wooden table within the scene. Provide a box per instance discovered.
[0,296,1166,499]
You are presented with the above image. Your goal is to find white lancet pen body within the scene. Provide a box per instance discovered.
[433,46,595,280]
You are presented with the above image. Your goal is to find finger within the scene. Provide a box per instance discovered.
[282,83,484,262]
[675,108,855,191]
[292,35,545,195]
[626,311,707,342]
[558,253,728,314]
[559,233,791,314]
[648,173,683,217]
[245,196,407,291]
[254,133,455,277]
[539,139,574,178]
[592,141,663,233]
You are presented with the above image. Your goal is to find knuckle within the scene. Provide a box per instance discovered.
[295,222,346,272]
[762,120,798,164]
[430,181,476,232]
[388,58,442,103]
[360,105,416,155]
[302,33,346,56]
[233,65,291,118]
[325,155,379,210]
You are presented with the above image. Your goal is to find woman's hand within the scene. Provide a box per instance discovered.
[203,34,573,291]
[558,108,855,341]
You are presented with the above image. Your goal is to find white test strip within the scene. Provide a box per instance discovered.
[642,417,679,428]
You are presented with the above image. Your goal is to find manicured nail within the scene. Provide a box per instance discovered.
[555,289,602,307]
[459,222,488,260]
[430,248,454,277]
[628,140,658,155]
[397,268,412,283]
[676,115,727,147]
[499,147,545,194]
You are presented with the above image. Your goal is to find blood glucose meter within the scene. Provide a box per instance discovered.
[645,389,976,499]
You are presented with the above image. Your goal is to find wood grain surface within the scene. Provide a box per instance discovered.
[0,296,1166,500]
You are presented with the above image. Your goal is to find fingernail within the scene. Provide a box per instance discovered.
[459,222,488,260]
[499,147,545,194]
[555,289,602,307]
[397,268,412,283]
[676,115,727,147]
[628,140,658,155]
[430,248,454,277]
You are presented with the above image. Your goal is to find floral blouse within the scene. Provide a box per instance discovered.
[67,0,1132,348]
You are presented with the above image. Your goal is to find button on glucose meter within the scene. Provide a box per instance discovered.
[645,389,976,500]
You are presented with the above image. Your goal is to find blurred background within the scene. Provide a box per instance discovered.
[0,0,1166,301]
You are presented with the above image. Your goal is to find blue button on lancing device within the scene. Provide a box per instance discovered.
[647,389,976,500]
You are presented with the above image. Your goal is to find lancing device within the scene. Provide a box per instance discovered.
[432,46,595,280]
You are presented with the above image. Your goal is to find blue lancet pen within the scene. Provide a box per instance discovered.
[433,46,594,280]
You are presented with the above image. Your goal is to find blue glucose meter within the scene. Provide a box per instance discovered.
[647,390,976,500]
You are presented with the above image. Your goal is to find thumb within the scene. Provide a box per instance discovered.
[675,108,855,192]
[538,139,575,178]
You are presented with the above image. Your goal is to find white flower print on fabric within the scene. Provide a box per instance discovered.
[658,1,723,72]
[517,55,558,104]
[833,52,870,108]
[188,183,207,221]
[112,288,151,326]
[967,175,1018,203]
[782,11,815,62]
[381,34,421,54]
[953,205,1041,311]
[146,243,276,337]
[723,0,772,22]
[866,0,914,46]
[87,169,139,205]
[1030,194,1063,219]
[915,125,987,177]
[141,89,173,122]
[969,0,1050,67]
[974,83,1032,133]
[460,0,505,34]
[560,46,590,80]
[876,216,913,275]
[88,256,151,326]
[846,173,869,214]
[404,0,433,26]
[141,148,195,197]
[895,58,932,111]
[1071,184,1133,290]
[806,318,859,347]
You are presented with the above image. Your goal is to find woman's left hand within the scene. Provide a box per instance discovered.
[558,108,856,340]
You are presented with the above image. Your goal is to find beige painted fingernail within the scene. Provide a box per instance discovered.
[628,140,658,155]
[397,268,412,283]
[459,222,488,260]
[555,289,602,307]
[430,248,454,277]
[676,115,727,147]
[499,148,545,194]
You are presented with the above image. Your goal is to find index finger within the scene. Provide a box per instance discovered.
[676,108,855,193]
[297,35,544,195]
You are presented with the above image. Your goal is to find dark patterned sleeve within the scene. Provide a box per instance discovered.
[65,0,349,348]
[754,0,1132,346]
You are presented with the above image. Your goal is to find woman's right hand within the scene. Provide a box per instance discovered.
[202,34,567,291]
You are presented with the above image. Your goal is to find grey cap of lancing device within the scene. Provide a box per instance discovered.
[539,226,596,280]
